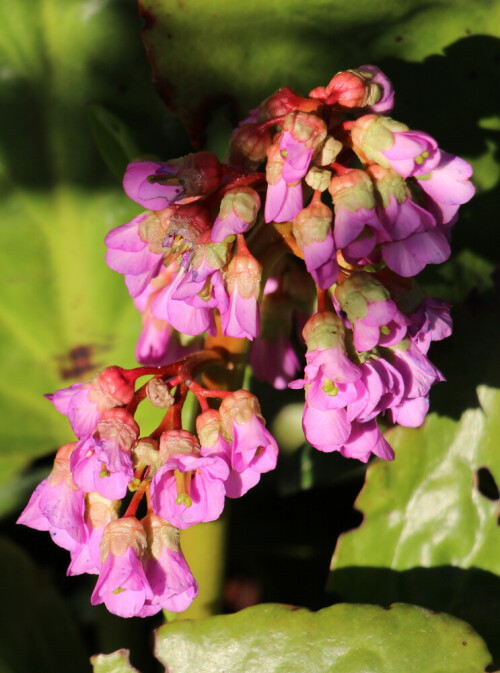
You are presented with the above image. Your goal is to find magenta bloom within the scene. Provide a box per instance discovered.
[358,65,395,115]
[381,129,441,179]
[123,161,184,210]
[220,253,261,340]
[105,214,164,298]
[91,518,153,618]
[293,199,338,289]
[211,187,260,242]
[140,515,198,615]
[150,453,229,529]
[17,444,86,551]
[409,298,452,355]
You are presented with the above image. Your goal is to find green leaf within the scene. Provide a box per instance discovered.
[0,0,186,514]
[91,650,141,673]
[87,106,140,180]
[153,602,492,673]
[0,537,87,673]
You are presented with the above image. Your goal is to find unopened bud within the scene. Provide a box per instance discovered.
[305,167,332,192]
[132,438,161,476]
[196,409,222,448]
[146,378,175,408]
[259,87,320,121]
[95,408,139,452]
[314,136,343,166]
[328,169,376,212]
[228,124,272,169]
[89,366,135,412]
[159,430,200,462]
[226,252,262,300]
[302,311,346,351]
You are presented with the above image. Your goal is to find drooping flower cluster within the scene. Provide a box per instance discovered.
[18,357,278,617]
[19,64,472,618]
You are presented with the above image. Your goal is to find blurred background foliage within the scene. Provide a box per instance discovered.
[1,0,500,671]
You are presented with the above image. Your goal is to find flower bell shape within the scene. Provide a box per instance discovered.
[70,409,138,500]
[68,493,120,576]
[328,169,385,263]
[91,517,153,618]
[46,367,135,440]
[293,197,338,289]
[150,430,229,529]
[351,114,441,179]
[220,251,262,340]
[219,390,279,478]
[355,65,395,115]
[123,152,221,210]
[335,272,409,352]
[140,515,198,615]
[211,187,261,242]
[17,443,86,552]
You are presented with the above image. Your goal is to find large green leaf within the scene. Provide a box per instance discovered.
[0,537,87,673]
[0,0,192,515]
[149,602,492,673]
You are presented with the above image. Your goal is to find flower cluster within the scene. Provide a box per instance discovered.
[18,358,278,617]
[19,64,473,618]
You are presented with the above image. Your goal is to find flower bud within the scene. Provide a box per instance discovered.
[159,430,201,462]
[302,311,346,352]
[335,271,390,322]
[328,169,376,212]
[146,378,175,409]
[314,136,343,166]
[95,408,140,452]
[258,87,320,121]
[225,252,262,301]
[293,199,333,250]
[196,409,222,449]
[219,390,264,440]
[132,438,162,476]
[88,367,135,412]
[350,114,409,167]
[228,124,272,169]
[211,187,261,243]
[305,167,332,192]
[326,70,376,109]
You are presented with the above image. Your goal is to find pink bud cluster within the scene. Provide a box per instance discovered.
[18,361,278,617]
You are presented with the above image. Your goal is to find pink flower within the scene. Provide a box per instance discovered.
[91,518,154,618]
[211,187,261,242]
[293,198,338,289]
[17,444,85,551]
[150,453,229,529]
[46,367,135,439]
[219,390,279,479]
[250,331,301,390]
[124,161,184,210]
[68,493,120,576]
[357,65,395,115]
[140,515,198,615]
[220,253,261,340]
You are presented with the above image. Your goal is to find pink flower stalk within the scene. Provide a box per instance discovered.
[219,390,279,481]
[91,517,154,618]
[150,452,229,529]
[293,197,338,289]
[351,115,441,180]
[335,272,409,352]
[17,443,86,551]
[220,252,261,340]
[46,367,135,440]
[70,410,138,500]
[211,187,261,242]
[140,515,198,615]
[68,493,120,576]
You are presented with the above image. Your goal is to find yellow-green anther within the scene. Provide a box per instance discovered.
[175,493,193,508]
[281,149,288,159]
[380,325,390,335]
[99,466,110,479]
[322,378,339,396]
[113,587,125,594]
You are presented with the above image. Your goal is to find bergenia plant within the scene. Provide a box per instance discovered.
[18,65,474,624]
